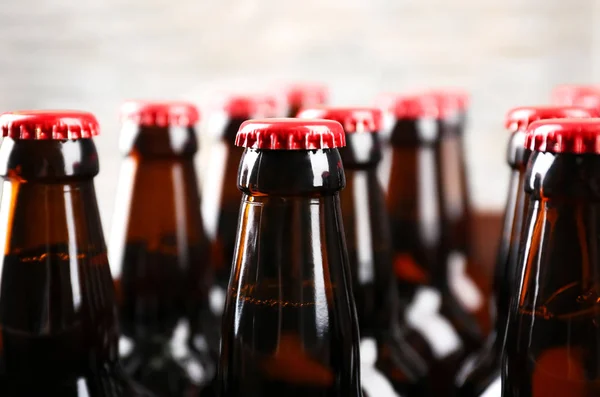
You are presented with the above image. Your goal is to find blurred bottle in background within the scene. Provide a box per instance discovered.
[0,110,152,396]
[298,107,431,397]
[283,83,328,117]
[430,90,493,337]
[219,118,362,397]
[201,95,263,321]
[384,94,483,396]
[502,118,600,397]
[455,106,598,397]
[109,101,215,397]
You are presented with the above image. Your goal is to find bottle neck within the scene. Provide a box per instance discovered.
[386,119,445,282]
[0,139,117,377]
[119,123,198,157]
[109,139,209,340]
[341,165,397,337]
[220,148,360,395]
[339,132,382,169]
[439,116,471,251]
[238,149,345,195]
[505,152,600,392]
[495,131,531,333]
[220,191,361,395]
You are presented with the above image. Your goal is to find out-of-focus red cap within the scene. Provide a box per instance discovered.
[256,94,280,117]
[120,101,200,127]
[551,85,600,108]
[222,95,259,119]
[526,118,600,154]
[392,94,441,119]
[285,83,328,108]
[235,118,345,150]
[427,89,470,116]
[297,107,382,133]
[505,106,598,132]
[0,110,100,140]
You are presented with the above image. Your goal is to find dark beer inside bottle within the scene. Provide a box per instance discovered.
[219,143,361,397]
[437,100,491,338]
[0,136,147,396]
[456,124,530,396]
[110,115,215,396]
[303,110,430,397]
[504,150,600,397]
[202,101,259,304]
[386,109,484,396]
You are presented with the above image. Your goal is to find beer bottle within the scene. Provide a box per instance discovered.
[219,118,362,397]
[284,83,328,117]
[109,101,215,396]
[551,84,600,109]
[502,118,600,397]
[297,107,431,397]
[201,95,262,320]
[428,90,493,337]
[0,110,152,396]
[456,106,598,397]
[386,94,483,396]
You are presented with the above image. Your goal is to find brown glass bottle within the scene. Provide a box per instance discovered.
[284,83,328,117]
[109,101,215,397]
[298,107,431,397]
[502,118,600,397]
[385,95,484,396]
[456,106,598,397]
[429,90,493,337]
[218,118,362,397]
[201,96,262,316]
[0,110,153,396]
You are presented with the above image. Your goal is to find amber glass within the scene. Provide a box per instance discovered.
[456,128,530,396]
[340,130,431,397]
[0,138,151,396]
[109,122,215,396]
[439,112,491,336]
[386,117,483,396]
[201,116,248,312]
[502,151,600,397]
[218,147,362,397]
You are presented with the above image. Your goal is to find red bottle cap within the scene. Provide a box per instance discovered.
[120,100,199,127]
[551,85,600,107]
[222,95,259,118]
[257,94,280,117]
[505,106,598,132]
[526,118,600,154]
[235,118,345,150]
[0,110,100,140]
[428,89,470,114]
[297,107,382,133]
[392,94,440,119]
[285,83,328,108]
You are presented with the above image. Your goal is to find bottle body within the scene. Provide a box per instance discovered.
[439,115,491,337]
[503,151,600,397]
[457,128,530,396]
[340,131,430,397]
[386,117,482,396]
[201,117,248,312]
[110,123,215,396]
[219,147,362,397]
[0,137,148,396]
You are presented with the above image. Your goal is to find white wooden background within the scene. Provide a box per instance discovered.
[0,0,597,234]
